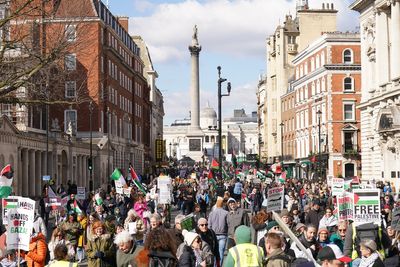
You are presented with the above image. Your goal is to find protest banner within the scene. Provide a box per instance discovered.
[353,189,380,225]
[115,180,123,194]
[76,187,86,200]
[48,197,62,211]
[180,214,195,231]
[337,192,354,221]
[327,175,334,188]
[2,197,18,225]
[332,178,344,195]
[158,187,171,204]
[267,186,284,212]
[391,207,400,231]
[6,197,35,251]
[123,187,132,197]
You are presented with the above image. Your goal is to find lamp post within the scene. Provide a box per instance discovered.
[89,101,93,191]
[316,110,322,179]
[217,66,231,180]
[169,142,172,160]
[279,122,284,162]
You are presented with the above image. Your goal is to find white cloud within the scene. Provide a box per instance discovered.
[129,0,358,63]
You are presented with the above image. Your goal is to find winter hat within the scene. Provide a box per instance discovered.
[266,221,279,231]
[227,198,236,204]
[318,227,329,235]
[295,223,306,231]
[360,239,377,252]
[182,229,200,246]
[234,225,251,243]
[317,244,352,263]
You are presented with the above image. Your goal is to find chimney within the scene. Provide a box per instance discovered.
[117,16,129,32]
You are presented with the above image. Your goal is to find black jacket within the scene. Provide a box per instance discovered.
[178,245,196,267]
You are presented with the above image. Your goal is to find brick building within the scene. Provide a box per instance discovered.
[290,32,361,179]
[0,0,152,196]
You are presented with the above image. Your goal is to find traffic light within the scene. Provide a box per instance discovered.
[88,158,93,171]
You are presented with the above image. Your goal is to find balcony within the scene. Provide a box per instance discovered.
[287,44,298,54]
[342,144,360,158]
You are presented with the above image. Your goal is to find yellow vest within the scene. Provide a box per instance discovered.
[47,260,78,267]
[230,243,264,267]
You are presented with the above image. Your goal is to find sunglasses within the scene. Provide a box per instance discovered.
[199,224,208,227]
[338,229,346,232]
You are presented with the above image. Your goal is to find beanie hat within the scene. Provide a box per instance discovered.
[267,221,279,231]
[318,227,329,235]
[234,225,251,244]
[227,198,236,204]
[182,229,200,246]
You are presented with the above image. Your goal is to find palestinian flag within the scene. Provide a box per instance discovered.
[354,191,380,205]
[132,178,146,194]
[95,193,103,206]
[73,200,82,214]
[2,198,18,209]
[207,170,213,179]
[0,164,13,198]
[110,168,127,187]
[222,168,229,180]
[211,158,219,169]
[129,164,139,181]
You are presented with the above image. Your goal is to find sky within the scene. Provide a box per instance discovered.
[107,0,360,125]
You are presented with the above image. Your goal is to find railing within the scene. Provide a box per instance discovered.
[342,144,360,157]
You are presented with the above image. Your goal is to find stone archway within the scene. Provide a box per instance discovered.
[61,150,68,186]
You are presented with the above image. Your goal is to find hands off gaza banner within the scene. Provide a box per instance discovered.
[353,189,380,225]
[267,186,284,212]
[6,197,35,251]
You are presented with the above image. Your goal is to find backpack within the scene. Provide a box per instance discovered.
[264,254,310,267]
[148,250,177,267]
[353,223,382,257]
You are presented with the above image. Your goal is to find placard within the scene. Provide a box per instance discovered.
[115,180,123,194]
[180,214,195,231]
[267,186,284,212]
[337,192,354,221]
[76,187,86,200]
[6,197,35,251]
[158,188,171,204]
[128,222,137,234]
[353,189,380,225]
[332,178,344,195]
[2,197,18,225]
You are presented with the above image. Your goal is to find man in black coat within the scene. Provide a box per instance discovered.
[305,199,324,229]
[195,217,220,263]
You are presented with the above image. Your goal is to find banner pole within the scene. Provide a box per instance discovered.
[17,248,20,267]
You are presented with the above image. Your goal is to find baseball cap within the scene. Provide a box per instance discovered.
[317,244,351,263]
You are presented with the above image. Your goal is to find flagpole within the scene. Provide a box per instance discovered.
[17,249,20,267]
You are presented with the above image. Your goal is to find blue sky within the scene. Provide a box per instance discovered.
[107,0,359,125]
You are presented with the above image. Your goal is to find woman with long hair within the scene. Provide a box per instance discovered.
[86,221,115,267]
[144,227,177,267]
[48,228,75,261]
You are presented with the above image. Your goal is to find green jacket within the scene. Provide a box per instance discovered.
[86,233,115,267]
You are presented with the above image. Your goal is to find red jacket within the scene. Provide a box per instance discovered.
[26,232,47,267]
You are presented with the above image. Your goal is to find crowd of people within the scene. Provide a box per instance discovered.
[0,166,400,267]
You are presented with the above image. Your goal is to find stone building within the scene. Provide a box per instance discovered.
[259,1,338,164]
[290,33,361,179]
[0,0,154,197]
[350,0,400,180]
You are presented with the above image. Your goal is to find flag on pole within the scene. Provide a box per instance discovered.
[95,193,103,205]
[211,158,219,169]
[0,164,13,198]
[129,164,139,180]
[48,186,57,198]
[110,168,127,186]
[73,200,83,214]
[222,168,229,180]
[132,179,146,194]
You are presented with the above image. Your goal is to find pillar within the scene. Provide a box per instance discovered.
[35,151,42,196]
[189,27,202,131]
[376,9,390,85]
[28,150,35,197]
[391,1,400,79]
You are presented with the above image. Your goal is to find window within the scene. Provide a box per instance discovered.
[64,109,77,134]
[343,103,355,121]
[344,77,353,91]
[343,49,353,64]
[65,81,76,98]
[65,54,76,70]
[65,25,77,42]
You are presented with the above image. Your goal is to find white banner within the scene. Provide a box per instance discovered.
[157,176,171,188]
[267,186,284,212]
[332,178,345,195]
[353,189,380,225]
[6,197,35,251]
[158,187,171,204]
[115,180,123,194]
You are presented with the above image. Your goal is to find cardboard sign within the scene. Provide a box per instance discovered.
[6,197,35,251]
[337,192,354,221]
[332,178,344,195]
[267,186,284,212]
[76,187,86,200]
[353,189,380,225]
[2,197,19,225]
[391,207,400,231]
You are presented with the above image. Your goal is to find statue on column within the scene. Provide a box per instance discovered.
[192,25,199,46]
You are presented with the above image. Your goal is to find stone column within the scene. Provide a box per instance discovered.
[28,150,35,197]
[189,26,202,131]
[36,151,42,196]
[391,1,400,79]
[376,9,390,85]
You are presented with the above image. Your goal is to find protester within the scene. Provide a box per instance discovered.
[33,210,47,238]
[114,230,148,267]
[48,228,75,261]
[144,227,177,266]
[208,196,228,265]
[263,232,290,267]
[195,217,220,266]
[86,221,115,267]
[359,240,384,267]
[49,244,78,267]
[25,229,47,267]
[124,209,146,244]
[329,221,347,252]
[226,198,249,249]
[317,244,352,267]
[318,208,337,233]
[170,214,185,249]
[291,224,319,260]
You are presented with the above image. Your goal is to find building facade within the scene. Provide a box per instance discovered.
[350,0,400,181]
[259,1,338,164]
[1,0,154,197]
[290,33,361,179]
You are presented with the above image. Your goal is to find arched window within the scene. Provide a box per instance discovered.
[344,77,353,91]
[343,49,353,64]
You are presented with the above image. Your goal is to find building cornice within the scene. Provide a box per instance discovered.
[349,0,374,12]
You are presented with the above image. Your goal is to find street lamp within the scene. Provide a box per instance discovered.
[217,66,231,180]
[279,122,284,162]
[89,101,94,191]
[316,110,322,179]
[169,142,172,159]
